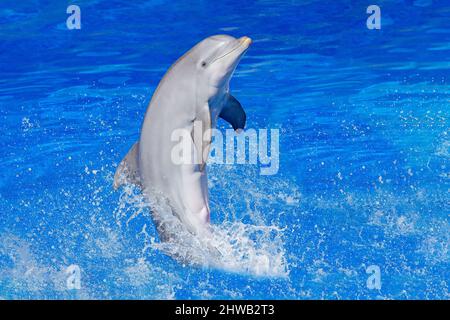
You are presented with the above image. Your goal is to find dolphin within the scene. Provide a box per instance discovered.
[114,35,251,241]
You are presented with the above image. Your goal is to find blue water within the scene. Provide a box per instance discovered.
[0,0,448,299]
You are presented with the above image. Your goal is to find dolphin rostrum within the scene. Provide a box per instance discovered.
[114,35,251,241]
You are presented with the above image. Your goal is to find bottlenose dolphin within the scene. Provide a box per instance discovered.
[114,35,251,241]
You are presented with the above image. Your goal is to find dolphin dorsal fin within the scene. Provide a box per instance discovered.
[113,142,141,190]
[219,94,246,131]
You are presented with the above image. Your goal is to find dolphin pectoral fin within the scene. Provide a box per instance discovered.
[113,142,141,190]
[219,94,246,131]
[191,125,210,172]
[192,105,212,171]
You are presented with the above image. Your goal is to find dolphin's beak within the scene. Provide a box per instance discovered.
[239,36,252,48]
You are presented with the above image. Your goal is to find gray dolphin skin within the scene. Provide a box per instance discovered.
[114,35,252,241]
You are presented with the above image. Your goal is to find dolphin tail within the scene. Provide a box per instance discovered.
[113,142,142,190]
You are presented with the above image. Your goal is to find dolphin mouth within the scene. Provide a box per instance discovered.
[239,36,252,48]
[210,36,252,64]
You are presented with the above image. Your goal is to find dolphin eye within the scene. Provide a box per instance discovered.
[201,61,207,68]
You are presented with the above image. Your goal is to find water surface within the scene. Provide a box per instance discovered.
[0,0,448,299]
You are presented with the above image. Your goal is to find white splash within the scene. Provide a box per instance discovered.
[114,183,289,277]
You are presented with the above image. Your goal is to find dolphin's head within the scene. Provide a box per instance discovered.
[189,35,252,95]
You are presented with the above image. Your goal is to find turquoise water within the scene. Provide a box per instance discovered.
[0,0,448,299]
